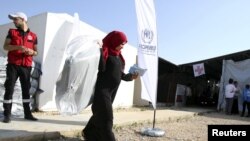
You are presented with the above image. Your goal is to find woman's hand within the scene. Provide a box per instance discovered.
[131,72,139,80]
[96,40,103,48]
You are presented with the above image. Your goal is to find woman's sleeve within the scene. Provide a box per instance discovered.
[121,72,133,81]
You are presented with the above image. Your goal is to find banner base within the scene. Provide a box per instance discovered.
[141,127,165,137]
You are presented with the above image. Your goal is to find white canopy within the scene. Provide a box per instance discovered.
[217,59,250,112]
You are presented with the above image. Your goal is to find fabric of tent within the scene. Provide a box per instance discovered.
[217,59,250,112]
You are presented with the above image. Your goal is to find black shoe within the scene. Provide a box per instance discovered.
[25,115,38,121]
[82,129,91,140]
[81,129,85,138]
[2,116,11,123]
[82,129,88,139]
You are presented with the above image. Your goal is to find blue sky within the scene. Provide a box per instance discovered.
[1,0,250,65]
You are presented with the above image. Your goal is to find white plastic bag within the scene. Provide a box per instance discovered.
[55,35,100,115]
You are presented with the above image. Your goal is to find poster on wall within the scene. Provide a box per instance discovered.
[175,84,186,107]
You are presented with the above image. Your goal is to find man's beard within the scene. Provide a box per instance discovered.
[15,23,21,29]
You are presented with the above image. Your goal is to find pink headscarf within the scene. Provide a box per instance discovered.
[102,31,127,65]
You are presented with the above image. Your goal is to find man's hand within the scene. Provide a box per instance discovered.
[23,48,36,56]
[20,46,27,52]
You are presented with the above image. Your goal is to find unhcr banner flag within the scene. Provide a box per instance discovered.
[135,0,158,109]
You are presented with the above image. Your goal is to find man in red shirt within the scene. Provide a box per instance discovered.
[2,12,38,123]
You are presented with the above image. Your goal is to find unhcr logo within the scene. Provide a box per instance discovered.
[141,29,154,44]
[139,28,156,55]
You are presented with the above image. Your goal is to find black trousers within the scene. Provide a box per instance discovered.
[231,97,239,114]
[3,64,32,117]
[241,101,250,116]
[225,98,234,115]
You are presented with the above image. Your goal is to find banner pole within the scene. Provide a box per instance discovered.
[153,108,156,128]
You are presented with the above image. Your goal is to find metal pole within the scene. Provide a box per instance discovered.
[152,108,156,128]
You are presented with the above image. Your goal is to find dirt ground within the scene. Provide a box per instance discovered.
[49,111,250,141]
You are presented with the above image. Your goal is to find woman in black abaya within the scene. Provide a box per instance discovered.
[82,30,138,141]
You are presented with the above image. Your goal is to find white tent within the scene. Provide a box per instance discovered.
[0,12,138,111]
[217,59,250,112]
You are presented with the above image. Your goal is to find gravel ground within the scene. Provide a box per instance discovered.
[49,111,250,141]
